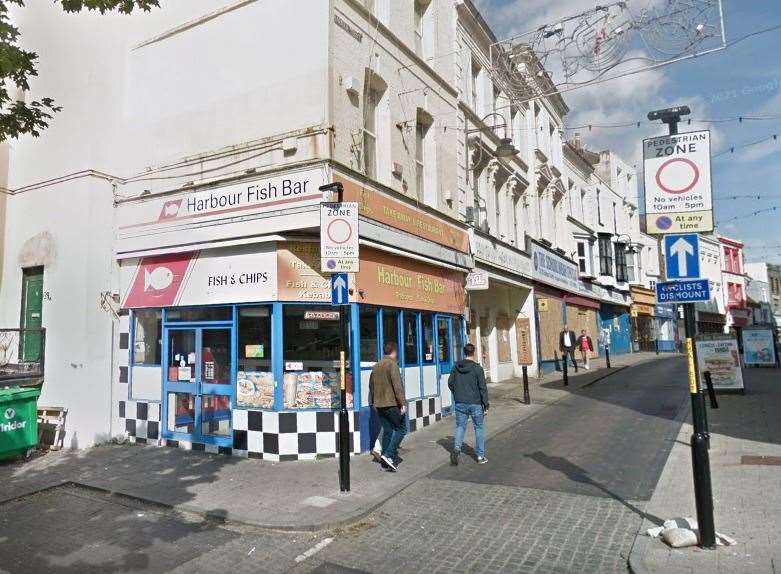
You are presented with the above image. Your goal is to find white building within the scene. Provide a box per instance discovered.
[0,0,661,451]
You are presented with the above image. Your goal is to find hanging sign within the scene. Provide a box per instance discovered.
[644,130,713,234]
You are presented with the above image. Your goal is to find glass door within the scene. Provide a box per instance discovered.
[163,326,234,446]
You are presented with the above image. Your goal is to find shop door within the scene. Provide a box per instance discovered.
[20,267,44,362]
[163,327,233,447]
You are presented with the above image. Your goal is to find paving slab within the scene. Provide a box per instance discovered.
[628,367,781,574]
[0,352,672,532]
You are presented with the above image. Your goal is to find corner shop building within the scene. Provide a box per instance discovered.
[114,163,471,460]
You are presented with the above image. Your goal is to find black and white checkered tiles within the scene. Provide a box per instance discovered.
[407,396,442,432]
[118,400,361,461]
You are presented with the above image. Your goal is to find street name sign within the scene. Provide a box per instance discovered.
[643,130,713,234]
[656,279,711,304]
[664,234,701,280]
[330,273,349,306]
[320,202,359,273]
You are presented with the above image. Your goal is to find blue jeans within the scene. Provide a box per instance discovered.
[377,406,407,460]
[453,403,485,458]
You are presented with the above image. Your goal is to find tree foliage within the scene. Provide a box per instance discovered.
[0,0,159,141]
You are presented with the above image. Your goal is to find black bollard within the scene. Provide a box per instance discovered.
[522,365,530,405]
[562,355,569,386]
[703,371,719,409]
[605,347,611,369]
[655,339,659,355]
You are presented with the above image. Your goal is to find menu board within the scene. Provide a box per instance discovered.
[237,371,275,408]
[696,337,744,391]
[741,329,777,366]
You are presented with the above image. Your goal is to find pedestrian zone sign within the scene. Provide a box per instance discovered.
[320,202,359,273]
[643,130,713,234]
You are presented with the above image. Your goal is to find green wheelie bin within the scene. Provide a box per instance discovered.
[0,386,41,461]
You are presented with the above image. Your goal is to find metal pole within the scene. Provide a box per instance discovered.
[522,365,530,404]
[335,184,350,494]
[655,110,715,549]
[562,354,569,386]
[605,346,611,369]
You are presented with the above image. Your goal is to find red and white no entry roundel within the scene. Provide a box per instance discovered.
[326,218,353,244]
[655,157,700,195]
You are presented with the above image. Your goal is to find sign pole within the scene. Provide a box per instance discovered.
[650,109,715,548]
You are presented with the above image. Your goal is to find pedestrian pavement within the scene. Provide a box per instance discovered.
[628,366,781,574]
[0,351,673,532]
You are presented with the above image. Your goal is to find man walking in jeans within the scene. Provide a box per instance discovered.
[369,341,406,472]
[448,343,489,465]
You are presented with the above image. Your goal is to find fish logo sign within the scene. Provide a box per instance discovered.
[144,266,174,292]
[158,199,183,221]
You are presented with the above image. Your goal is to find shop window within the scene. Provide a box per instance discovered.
[202,329,231,385]
[237,306,274,409]
[437,317,451,363]
[165,307,231,322]
[403,312,419,365]
[421,313,435,363]
[167,330,196,383]
[452,319,464,362]
[132,309,162,366]
[283,305,349,410]
[360,307,379,363]
[382,309,399,355]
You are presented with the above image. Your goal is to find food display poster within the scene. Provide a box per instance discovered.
[695,337,744,391]
[741,329,777,366]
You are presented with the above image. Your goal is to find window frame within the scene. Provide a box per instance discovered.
[130,308,163,367]
[599,235,614,276]
[363,84,379,179]
[615,243,628,283]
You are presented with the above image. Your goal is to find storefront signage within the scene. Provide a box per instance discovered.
[356,248,466,315]
[118,168,326,233]
[643,130,713,234]
[531,243,580,292]
[472,233,532,278]
[278,242,341,303]
[304,310,340,321]
[696,337,744,391]
[338,176,470,254]
[632,303,655,316]
[121,244,277,308]
[741,328,777,366]
[465,269,490,291]
[515,317,533,365]
[320,201,359,272]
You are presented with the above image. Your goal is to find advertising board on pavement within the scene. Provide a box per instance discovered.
[695,336,744,391]
[741,328,777,366]
[644,130,713,234]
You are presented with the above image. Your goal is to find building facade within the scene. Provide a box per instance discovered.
[694,234,727,334]
[719,236,750,340]
[0,0,661,451]
[745,262,781,335]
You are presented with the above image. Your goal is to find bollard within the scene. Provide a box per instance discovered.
[522,365,530,405]
[605,347,611,369]
[703,371,719,409]
[655,340,659,355]
[562,355,569,386]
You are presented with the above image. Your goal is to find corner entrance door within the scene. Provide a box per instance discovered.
[163,327,233,447]
[20,267,44,362]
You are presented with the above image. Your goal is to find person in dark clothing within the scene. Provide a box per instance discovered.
[369,341,406,472]
[447,343,489,465]
[559,324,579,372]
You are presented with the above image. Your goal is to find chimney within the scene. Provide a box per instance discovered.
[573,133,582,150]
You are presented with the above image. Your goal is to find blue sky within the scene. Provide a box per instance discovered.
[474,0,781,265]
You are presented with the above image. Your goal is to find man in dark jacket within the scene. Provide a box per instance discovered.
[559,324,579,372]
[447,343,489,465]
[369,341,406,472]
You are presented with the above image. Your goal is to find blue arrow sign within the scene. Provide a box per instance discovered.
[331,273,349,306]
[656,279,710,304]
[664,234,700,280]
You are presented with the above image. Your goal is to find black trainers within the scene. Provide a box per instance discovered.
[477,456,488,465]
[381,455,397,472]
[450,450,460,466]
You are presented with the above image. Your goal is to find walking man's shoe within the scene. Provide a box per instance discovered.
[381,454,397,472]
[477,456,488,465]
[450,449,460,466]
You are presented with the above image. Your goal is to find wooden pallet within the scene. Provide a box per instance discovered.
[37,406,67,451]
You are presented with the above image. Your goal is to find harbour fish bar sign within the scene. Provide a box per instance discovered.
[656,279,711,304]
[644,130,713,234]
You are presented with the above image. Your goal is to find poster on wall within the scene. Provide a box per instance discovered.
[696,337,744,392]
[741,328,777,366]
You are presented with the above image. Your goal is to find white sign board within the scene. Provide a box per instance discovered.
[643,130,713,234]
[696,337,744,391]
[320,202,359,272]
[531,242,581,292]
[741,328,777,366]
[465,269,490,291]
